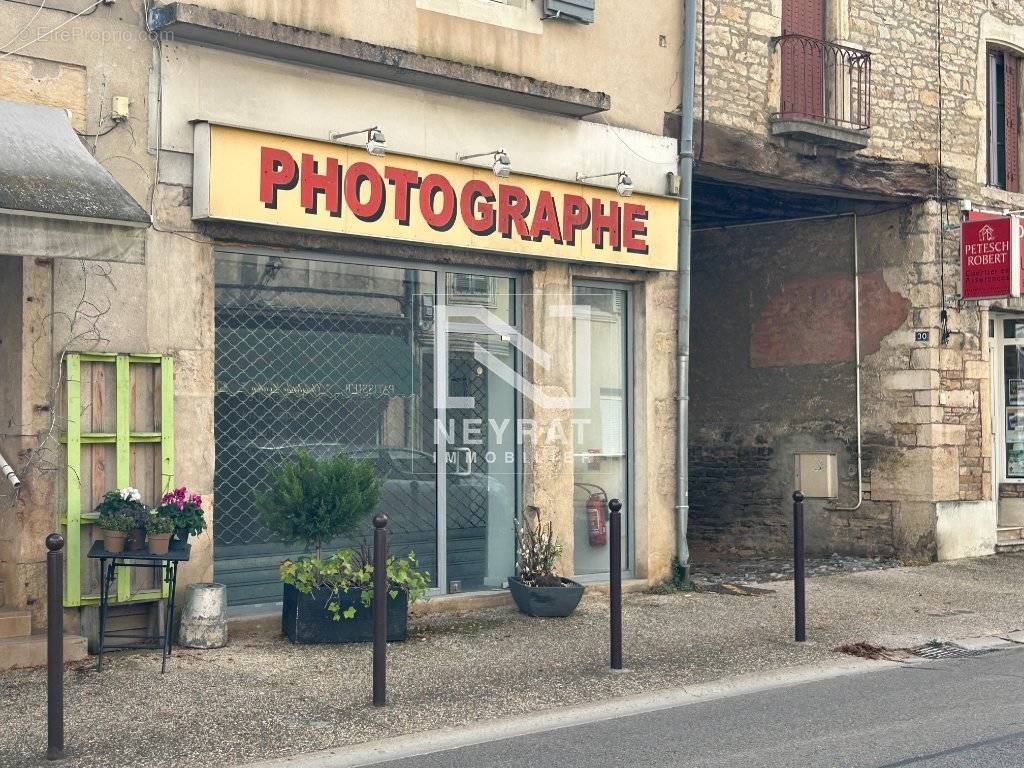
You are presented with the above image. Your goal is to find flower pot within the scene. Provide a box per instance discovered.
[282,583,408,644]
[147,533,172,556]
[127,528,146,551]
[174,527,190,545]
[101,529,127,554]
[508,577,585,618]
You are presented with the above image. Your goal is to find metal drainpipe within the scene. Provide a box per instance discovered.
[676,0,699,578]
[829,212,864,512]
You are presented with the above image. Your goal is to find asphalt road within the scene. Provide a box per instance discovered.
[374,646,1024,768]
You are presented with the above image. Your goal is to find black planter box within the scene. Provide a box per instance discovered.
[508,577,585,618]
[282,583,408,644]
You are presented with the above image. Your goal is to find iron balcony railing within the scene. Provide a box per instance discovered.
[772,34,872,131]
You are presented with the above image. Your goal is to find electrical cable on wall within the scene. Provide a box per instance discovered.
[0,0,102,60]
[935,0,954,345]
[0,0,47,53]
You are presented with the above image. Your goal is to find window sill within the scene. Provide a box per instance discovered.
[416,0,544,34]
[769,116,870,151]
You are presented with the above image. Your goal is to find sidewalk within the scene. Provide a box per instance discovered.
[1,554,1022,768]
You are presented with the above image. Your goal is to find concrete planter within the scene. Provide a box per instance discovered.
[178,583,229,649]
[282,583,408,644]
[508,577,585,618]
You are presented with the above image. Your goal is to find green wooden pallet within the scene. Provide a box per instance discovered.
[61,352,174,607]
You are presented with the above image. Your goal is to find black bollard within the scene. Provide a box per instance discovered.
[793,491,806,642]
[609,498,623,670]
[46,533,65,761]
[372,513,388,707]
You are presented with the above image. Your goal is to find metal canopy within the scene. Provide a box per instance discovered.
[0,99,150,227]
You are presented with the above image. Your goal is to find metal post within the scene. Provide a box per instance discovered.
[609,498,623,670]
[46,533,65,761]
[793,491,806,643]
[372,513,388,707]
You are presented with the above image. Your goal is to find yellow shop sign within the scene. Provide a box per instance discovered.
[192,123,678,270]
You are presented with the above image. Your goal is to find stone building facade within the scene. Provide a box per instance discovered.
[1,0,1022,656]
[686,0,1024,562]
[0,0,683,645]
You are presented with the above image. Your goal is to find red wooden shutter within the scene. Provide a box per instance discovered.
[780,0,826,120]
[1005,53,1019,193]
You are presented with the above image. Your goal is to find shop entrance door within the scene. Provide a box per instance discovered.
[993,316,1024,546]
[435,273,519,593]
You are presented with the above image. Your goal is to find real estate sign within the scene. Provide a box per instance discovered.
[960,214,1021,300]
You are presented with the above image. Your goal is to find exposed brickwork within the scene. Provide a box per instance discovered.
[751,271,909,367]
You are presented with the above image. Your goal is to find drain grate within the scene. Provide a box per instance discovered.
[908,641,993,660]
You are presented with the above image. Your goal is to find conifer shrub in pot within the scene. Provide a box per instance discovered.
[509,506,585,618]
[255,450,430,644]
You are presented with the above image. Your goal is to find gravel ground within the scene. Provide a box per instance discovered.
[2,554,1022,768]
[690,553,903,585]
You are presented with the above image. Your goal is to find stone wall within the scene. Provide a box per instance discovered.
[696,0,1024,191]
[688,204,988,561]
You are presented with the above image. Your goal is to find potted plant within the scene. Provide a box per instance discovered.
[145,512,176,555]
[94,488,149,550]
[256,449,420,644]
[279,547,429,644]
[97,511,135,553]
[157,487,207,544]
[509,506,585,618]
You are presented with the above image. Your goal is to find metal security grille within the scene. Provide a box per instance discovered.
[214,253,439,604]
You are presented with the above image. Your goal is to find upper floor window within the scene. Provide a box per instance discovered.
[416,0,541,33]
[988,48,1021,192]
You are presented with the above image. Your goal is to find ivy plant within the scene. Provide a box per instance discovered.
[280,547,430,621]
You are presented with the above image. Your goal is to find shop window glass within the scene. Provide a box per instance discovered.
[572,285,629,576]
[1005,341,1024,478]
[214,253,439,603]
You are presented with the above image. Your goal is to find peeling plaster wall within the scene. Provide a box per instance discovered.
[688,205,987,561]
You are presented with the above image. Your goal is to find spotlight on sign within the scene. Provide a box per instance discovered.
[577,170,635,198]
[459,149,512,178]
[330,127,387,157]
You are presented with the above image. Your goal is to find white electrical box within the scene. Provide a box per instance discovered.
[111,96,130,121]
[794,453,838,498]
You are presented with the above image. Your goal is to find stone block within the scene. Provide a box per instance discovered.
[883,370,938,391]
[965,360,990,379]
[917,423,966,446]
[940,389,976,409]
[870,446,959,501]
[748,11,778,34]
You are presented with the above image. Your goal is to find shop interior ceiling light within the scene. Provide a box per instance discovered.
[458,149,512,178]
[330,127,387,156]
[577,170,634,197]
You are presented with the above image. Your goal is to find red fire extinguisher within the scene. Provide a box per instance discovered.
[586,493,608,547]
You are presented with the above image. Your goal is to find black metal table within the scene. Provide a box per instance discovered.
[87,540,190,673]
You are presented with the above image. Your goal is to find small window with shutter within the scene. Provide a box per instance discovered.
[988,47,1021,192]
[542,0,595,24]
